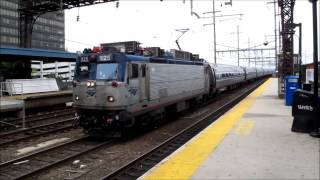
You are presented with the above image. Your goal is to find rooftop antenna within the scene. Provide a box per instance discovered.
[225,0,232,6]
[57,0,63,16]
[76,7,80,22]
[175,28,189,50]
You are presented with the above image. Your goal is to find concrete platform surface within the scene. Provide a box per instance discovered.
[140,78,319,180]
[4,90,72,100]
[0,99,24,112]
[1,90,72,109]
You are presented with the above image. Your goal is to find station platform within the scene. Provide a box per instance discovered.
[1,90,72,110]
[0,99,24,112]
[140,78,319,179]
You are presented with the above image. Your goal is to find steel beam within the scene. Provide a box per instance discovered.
[18,0,118,48]
[278,0,296,97]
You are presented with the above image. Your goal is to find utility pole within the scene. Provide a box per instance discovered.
[297,23,302,85]
[254,49,257,67]
[213,0,217,64]
[273,0,278,73]
[248,38,251,66]
[273,0,278,72]
[196,0,234,64]
[237,25,240,66]
[267,0,278,72]
[229,25,242,66]
[309,0,319,138]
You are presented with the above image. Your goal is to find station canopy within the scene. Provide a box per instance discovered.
[0,46,77,62]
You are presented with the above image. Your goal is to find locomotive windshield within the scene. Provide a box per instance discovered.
[75,62,120,81]
[96,63,118,80]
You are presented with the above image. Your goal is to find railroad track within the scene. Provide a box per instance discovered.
[101,78,267,180]
[0,118,76,147]
[0,136,114,180]
[0,108,75,132]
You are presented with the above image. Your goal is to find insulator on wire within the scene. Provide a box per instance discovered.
[76,7,80,22]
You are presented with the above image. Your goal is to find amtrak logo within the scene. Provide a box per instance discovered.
[128,87,138,96]
[86,90,96,96]
[297,105,313,112]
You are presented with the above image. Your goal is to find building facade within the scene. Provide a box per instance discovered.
[0,0,74,81]
[31,61,75,81]
[0,0,65,50]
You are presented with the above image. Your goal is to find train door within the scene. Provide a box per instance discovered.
[207,65,216,94]
[204,66,209,93]
[139,63,148,102]
[127,63,140,105]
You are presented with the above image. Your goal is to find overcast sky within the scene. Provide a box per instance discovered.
[65,0,319,66]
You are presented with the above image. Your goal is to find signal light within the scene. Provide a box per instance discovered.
[93,46,101,53]
[111,81,118,88]
[83,48,93,54]
[89,54,97,62]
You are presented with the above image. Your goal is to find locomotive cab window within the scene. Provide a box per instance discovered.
[80,65,89,76]
[76,64,90,80]
[131,64,139,78]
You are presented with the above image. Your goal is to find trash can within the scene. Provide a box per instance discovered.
[302,83,312,91]
[285,75,299,106]
[291,90,315,133]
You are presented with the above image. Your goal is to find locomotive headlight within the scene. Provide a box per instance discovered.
[86,81,95,87]
[107,96,115,102]
[75,95,79,101]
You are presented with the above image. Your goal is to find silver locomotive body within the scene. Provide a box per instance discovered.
[73,43,273,137]
[73,50,212,137]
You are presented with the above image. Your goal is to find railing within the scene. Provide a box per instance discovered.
[0,82,26,129]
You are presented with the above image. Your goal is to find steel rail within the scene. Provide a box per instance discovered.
[0,118,75,147]
[0,136,114,180]
[0,108,75,129]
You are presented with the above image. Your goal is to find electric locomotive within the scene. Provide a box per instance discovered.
[73,41,273,137]
[73,41,214,137]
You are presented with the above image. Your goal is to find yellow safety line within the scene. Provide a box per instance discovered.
[142,78,272,180]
